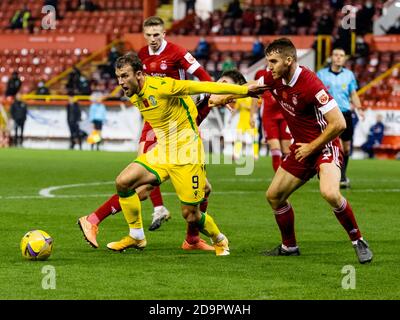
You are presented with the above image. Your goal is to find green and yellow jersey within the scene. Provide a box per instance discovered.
[130,76,248,153]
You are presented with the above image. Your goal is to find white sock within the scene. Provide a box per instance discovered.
[154,206,164,212]
[282,244,298,252]
[129,228,145,240]
[352,237,363,245]
[215,233,225,243]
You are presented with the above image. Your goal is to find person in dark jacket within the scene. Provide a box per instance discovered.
[10,94,27,146]
[361,114,385,158]
[66,95,82,149]
[6,71,22,97]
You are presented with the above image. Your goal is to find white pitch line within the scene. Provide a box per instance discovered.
[0,189,399,201]
[39,181,115,198]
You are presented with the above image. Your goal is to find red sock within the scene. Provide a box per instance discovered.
[149,186,163,208]
[87,194,121,226]
[333,198,361,241]
[199,195,209,213]
[274,203,296,247]
[186,223,200,244]
[271,149,282,172]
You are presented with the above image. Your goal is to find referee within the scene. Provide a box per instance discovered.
[317,47,364,189]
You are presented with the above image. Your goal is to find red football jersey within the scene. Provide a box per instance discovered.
[138,40,212,125]
[255,69,283,120]
[139,40,204,80]
[258,65,339,144]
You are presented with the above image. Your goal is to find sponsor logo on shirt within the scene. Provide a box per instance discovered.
[315,89,329,105]
[184,52,196,64]
[278,100,296,117]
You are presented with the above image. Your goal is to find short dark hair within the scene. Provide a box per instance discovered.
[265,38,297,61]
[220,69,247,85]
[332,47,346,54]
[115,52,143,72]
[143,16,164,28]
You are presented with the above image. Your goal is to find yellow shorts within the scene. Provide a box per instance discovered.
[134,144,206,205]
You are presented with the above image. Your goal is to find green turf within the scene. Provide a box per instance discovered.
[0,148,399,300]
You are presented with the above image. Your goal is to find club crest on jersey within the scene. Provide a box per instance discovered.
[160,60,167,70]
[184,52,196,64]
[315,89,329,105]
[292,95,298,105]
[149,95,157,106]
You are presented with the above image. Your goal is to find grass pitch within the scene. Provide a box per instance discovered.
[0,148,399,300]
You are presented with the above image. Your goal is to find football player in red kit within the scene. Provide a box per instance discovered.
[258,38,372,264]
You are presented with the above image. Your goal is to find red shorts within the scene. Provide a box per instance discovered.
[263,117,292,141]
[139,121,157,152]
[281,140,343,181]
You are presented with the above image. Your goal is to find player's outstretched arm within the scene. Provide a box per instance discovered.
[209,81,269,108]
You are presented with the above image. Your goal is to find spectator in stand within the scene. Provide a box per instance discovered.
[35,80,50,95]
[9,6,31,30]
[5,71,22,97]
[317,11,334,35]
[184,0,196,15]
[256,10,275,35]
[242,8,255,30]
[78,0,98,11]
[296,1,312,29]
[66,95,82,150]
[330,0,344,11]
[251,37,264,63]
[225,0,243,19]
[44,0,59,15]
[78,75,92,95]
[66,66,81,95]
[194,37,210,60]
[361,114,385,159]
[356,1,375,35]
[222,55,236,72]
[10,94,27,147]
[354,35,370,65]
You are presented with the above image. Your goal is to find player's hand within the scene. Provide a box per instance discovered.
[250,119,255,128]
[295,143,314,162]
[209,94,234,107]
[247,84,269,98]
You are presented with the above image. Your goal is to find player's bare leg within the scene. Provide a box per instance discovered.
[319,163,372,263]
[263,167,305,256]
[182,203,229,256]
[267,138,283,172]
[107,163,158,252]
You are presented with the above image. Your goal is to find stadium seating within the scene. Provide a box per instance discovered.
[0,0,143,95]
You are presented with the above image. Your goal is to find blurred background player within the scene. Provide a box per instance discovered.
[232,96,259,160]
[255,69,292,172]
[317,47,364,189]
[78,16,215,251]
